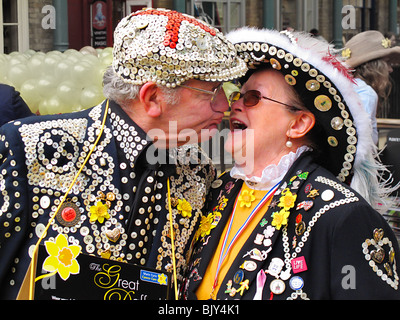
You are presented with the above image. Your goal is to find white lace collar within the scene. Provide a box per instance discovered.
[230,146,311,190]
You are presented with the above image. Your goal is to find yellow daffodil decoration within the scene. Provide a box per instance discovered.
[278,189,297,210]
[382,38,392,48]
[177,198,192,218]
[195,193,226,242]
[271,188,297,230]
[196,211,222,241]
[90,201,110,223]
[42,234,81,281]
[238,189,256,208]
[341,48,352,59]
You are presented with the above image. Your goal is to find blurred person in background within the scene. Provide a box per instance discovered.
[342,31,400,145]
[0,83,34,127]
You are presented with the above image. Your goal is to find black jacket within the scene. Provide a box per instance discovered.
[0,84,34,127]
[182,153,400,300]
[0,100,215,299]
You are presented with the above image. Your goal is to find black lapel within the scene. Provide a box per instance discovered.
[216,153,319,299]
[186,173,243,298]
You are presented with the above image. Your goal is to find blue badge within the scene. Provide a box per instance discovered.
[289,276,304,291]
[233,270,244,284]
[140,270,168,286]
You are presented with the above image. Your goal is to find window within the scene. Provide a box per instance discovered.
[0,0,29,54]
[126,0,153,15]
[280,0,319,33]
[342,0,374,42]
[188,0,245,34]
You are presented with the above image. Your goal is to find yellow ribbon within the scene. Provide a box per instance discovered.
[34,271,57,283]
[167,178,178,300]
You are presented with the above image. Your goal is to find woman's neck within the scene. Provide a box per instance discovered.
[245,148,293,178]
[230,146,311,190]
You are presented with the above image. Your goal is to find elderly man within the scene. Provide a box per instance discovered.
[0,8,246,299]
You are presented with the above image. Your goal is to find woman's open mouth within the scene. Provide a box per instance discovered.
[230,119,248,130]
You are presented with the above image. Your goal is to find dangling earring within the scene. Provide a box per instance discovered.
[286,136,293,148]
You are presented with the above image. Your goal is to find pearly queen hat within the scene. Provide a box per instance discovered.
[112,8,247,87]
[226,27,374,185]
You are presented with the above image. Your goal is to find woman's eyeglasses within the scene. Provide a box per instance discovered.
[229,90,297,109]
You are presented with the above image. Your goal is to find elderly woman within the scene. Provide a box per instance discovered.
[181,28,400,300]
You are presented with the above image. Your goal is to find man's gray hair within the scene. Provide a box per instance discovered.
[103,66,181,107]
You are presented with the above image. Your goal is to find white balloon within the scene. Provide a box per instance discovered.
[36,75,56,98]
[0,54,9,82]
[63,49,79,56]
[27,54,44,77]
[81,54,99,66]
[40,95,72,115]
[56,80,80,105]
[20,79,41,114]
[54,60,72,82]
[80,46,98,57]
[71,61,95,87]
[2,48,109,114]
[8,53,27,66]
[38,98,51,115]
[80,85,104,108]
[7,63,30,89]
[24,49,37,57]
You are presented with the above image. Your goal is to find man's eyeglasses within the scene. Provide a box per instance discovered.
[229,90,297,109]
[179,83,227,111]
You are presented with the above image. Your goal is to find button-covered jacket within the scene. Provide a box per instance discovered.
[0,100,215,299]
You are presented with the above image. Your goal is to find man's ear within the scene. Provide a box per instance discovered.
[288,111,316,139]
[139,82,162,118]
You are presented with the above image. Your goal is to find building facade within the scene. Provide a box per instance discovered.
[1,0,399,54]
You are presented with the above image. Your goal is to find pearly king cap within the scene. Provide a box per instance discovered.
[342,30,400,68]
[112,8,247,87]
[226,28,374,185]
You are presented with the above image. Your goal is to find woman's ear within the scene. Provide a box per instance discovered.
[139,82,162,118]
[288,111,316,139]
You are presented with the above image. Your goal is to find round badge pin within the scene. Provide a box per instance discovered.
[211,179,223,188]
[289,276,304,291]
[270,279,286,295]
[321,189,335,202]
[56,201,81,227]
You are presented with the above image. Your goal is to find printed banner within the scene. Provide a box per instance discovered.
[34,242,172,300]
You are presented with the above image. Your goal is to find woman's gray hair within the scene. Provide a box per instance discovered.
[102,66,181,107]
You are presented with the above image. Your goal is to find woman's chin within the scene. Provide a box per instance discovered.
[225,130,243,155]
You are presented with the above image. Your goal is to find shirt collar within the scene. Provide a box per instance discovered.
[230,146,311,190]
[108,100,152,165]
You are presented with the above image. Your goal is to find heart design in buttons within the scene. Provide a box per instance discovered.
[371,248,385,264]
[105,228,121,242]
[373,228,384,242]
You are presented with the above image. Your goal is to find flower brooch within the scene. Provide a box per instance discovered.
[271,189,297,230]
[89,191,116,223]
